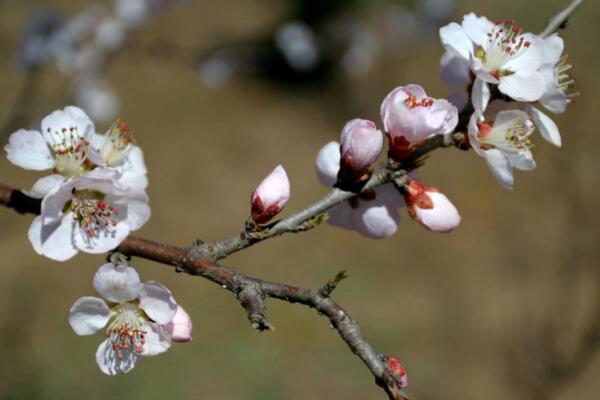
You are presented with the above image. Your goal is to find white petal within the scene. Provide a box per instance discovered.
[484,149,514,189]
[42,106,95,144]
[118,146,148,191]
[543,34,564,65]
[73,221,130,254]
[109,192,150,231]
[353,201,400,239]
[165,306,193,343]
[327,202,356,231]
[25,175,65,199]
[528,106,561,147]
[414,192,461,233]
[467,111,485,156]
[471,78,491,113]
[498,71,546,102]
[448,92,469,109]
[440,51,472,90]
[93,263,142,303]
[508,151,537,171]
[4,130,54,170]
[28,215,78,261]
[139,282,177,324]
[95,338,139,375]
[142,322,172,356]
[69,296,112,335]
[493,109,530,130]
[461,13,494,47]
[503,33,545,73]
[539,86,568,114]
[315,141,340,187]
[439,22,473,60]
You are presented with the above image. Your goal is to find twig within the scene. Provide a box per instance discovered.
[540,0,584,37]
[0,184,407,399]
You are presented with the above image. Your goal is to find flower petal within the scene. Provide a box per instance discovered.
[439,22,473,60]
[508,151,536,171]
[353,201,400,239]
[73,220,130,254]
[165,306,193,343]
[4,129,54,170]
[109,192,151,231]
[41,106,95,144]
[69,296,112,335]
[484,149,514,189]
[503,33,545,73]
[139,282,177,324]
[543,34,564,66]
[528,106,561,147]
[142,322,172,356]
[498,71,546,102]
[118,146,148,191]
[28,215,78,261]
[93,263,142,303]
[461,13,494,47]
[25,174,65,199]
[327,202,356,231]
[95,338,139,375]
[315,141,340,187]
[471,78,491,113]
[440,51,472,90]
[414,192,461,233]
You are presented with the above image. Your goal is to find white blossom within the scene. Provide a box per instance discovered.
[250,165,290,225]
[69,263,191,375]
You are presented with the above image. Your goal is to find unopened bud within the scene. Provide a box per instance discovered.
[339,118,383,175]
[251,165,290,224]
[386,356,408,388]
[166,306,193,343]
[403,180,460,233]
[380,84,458,161]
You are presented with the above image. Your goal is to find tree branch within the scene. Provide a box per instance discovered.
[0,183,407,399]
[540,0,584,37]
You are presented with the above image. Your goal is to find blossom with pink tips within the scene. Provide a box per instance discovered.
[68,263,191,375]
[380,85,458,161]
[166,306,193,343]
[250,165,290,224]
[316,141,404,239]
[403,180,460,233]
[339,118,383,179]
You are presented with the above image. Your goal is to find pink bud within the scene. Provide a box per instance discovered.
[251,165,290,224]
[166,305,193,343]
[339,119,383,173]
[403,180,460,233]
[380,84,458,161]
[386,357,408,388]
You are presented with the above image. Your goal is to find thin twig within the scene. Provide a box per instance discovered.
[540,0,584,37]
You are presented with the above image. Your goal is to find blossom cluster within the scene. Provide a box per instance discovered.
[5,106,149,261]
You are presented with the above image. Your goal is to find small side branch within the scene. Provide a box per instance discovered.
[540,0,584,37]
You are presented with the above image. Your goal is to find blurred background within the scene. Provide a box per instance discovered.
[1,0,599,399]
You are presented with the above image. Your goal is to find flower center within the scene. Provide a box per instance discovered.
[478,20,531,73]
[100,120,135,165]
[106,303,147,358]
[67,190,120,238]
[478,116,533,153]
[404,93,434,109]
[46,125,90,178]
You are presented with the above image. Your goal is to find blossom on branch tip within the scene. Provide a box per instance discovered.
[338,118,383,187]
[251,165,290,225]
[28,172,150,261]
[440,14,547,104]
[385,356,408,388]
[468,109,536,189]
[380,84,458,161]
[316,141,404,239]
[403,180,460,233]
[69,263,191,375]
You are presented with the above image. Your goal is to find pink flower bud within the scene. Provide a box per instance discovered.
[380,84,458,161]
[166,305,193,343]
[339,119,383,173]
[403,180,460,233]
[251,165,290,224]
[386,357,408,388]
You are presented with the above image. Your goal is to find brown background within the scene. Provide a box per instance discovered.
[1,0,599,399]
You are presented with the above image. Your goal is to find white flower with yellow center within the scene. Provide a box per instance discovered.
[69,263,192,375]
[28,172,150,261]
[468,109,536,189]
[440,14,546,104]
[4,106,96,198]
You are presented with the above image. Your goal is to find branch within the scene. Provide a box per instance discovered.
[0,183,407,399]
[540,0,584,37]
[194,133,457,261]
